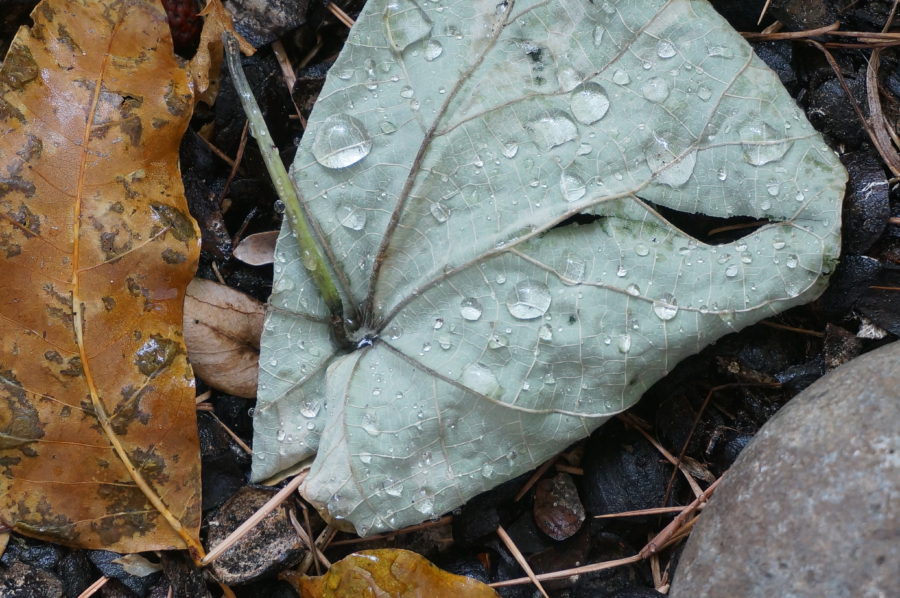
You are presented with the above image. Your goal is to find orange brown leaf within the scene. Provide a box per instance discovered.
[191,0,255,105]
[0,0,202,555]
[283,549,500,598]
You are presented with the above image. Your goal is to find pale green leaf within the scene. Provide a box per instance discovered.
[252,0,845,535]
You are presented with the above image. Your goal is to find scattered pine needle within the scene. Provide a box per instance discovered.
[208,411,252,455]
[326,2,355,28]
[76,576,109,598]
[289,509,331,569]
[761,320,825,337]
[514,456,557,501]
[496,525,549,598]
[594,505,698,519]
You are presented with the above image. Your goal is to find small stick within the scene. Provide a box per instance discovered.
[201,472,307,566]
[640,476,722,558]
[514,456,557,501]
[594,505,698,519]
[761,320,825,337]
[208,411,252,455]
[496,525,549,598]
[288,509,331,569]
[326,2,355,28]
[77,577,109,598]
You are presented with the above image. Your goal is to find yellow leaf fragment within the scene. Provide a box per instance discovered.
[283,549,500,598]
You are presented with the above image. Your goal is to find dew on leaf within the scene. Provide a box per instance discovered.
[461,362,501,397]
[739,122,791,166]
[570,82,610,124]
[312,114,373,169]
[459,297,483,321]
[560,170,587,201]
[724,264,739,278]
[641,77,669,102]
[336,204,367,230]
[384,0,433,51]
[652,293,679,320]
[526,113,578,150]
[612,69,630,85]
[506,280,552,319]
[656,39,676,58]
[626,283,641,296]
[429,202,448,223]
[424,39,443,61]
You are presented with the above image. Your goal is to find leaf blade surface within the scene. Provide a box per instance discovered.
[255,0,846,534]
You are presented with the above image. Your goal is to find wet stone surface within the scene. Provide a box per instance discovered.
[0,559,63,598]
[533,473,586,541]
[206,487,307,585]
[671,341,900,598]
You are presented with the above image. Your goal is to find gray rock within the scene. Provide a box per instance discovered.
[224,0,310,49]
[207,487,306,585]
[671,342,900,598]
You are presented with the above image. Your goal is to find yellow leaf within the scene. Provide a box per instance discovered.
[283,549,500,598]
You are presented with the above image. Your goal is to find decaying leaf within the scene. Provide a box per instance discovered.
[184,278,265,398]
[233,230,278,266]
[284,549,499,598]
[191,0,255,105]
[253,0,846,536]
[0,0,202,554]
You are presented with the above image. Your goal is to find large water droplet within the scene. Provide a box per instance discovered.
[570,82,610,125]
[562,251,586,284]
[626,283,641,296]
[612,69,630,85]
[361,413,380,436]
[382,477,404,497]
[641,77,669,102]
[501,142,519,158]
[592,26,604,47]
[652,293,679,320]
[506,280,551,320]
[413,490,435,515]
[557,67,583,92]
[526,113,577,151]
[617,334,632,354]
[300,400,321,418]
[429,202,448,223]
[724,264,739,278]
[424,39,443,61]
[459,297,483,321]
[645,135,696,187]
[312,114,372,169]
[560,170,587,202]
[739,122,791,166]
[384,0,433,51]
[461,362,501,397]
[656,39,677,58]
[336,204,367,230]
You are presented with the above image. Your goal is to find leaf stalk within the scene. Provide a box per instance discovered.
[223,35,345,324]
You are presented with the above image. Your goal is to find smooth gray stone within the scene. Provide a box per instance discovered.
[671,341,900,598]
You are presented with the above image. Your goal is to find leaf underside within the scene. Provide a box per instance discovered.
[0,0,201,552]
[254,0,845,535]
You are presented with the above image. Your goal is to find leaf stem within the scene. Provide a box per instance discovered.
[223,35,344,322]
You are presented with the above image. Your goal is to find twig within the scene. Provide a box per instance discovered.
[208,411,252,454]
[496,525,549,598]
[641,477,722,558]
[490,554,643,587]
[288,509,331,569]
[760,320,825,337]
[742,21,840,40]
[865,47,900,176]
[325,2,355,28]
[618,413,704,499]
[77,577,109,598]
[201,472,307,566]
[807,39,900,176]
[757,0,773,26]
[594,505,697,519]
[514,456,557,501]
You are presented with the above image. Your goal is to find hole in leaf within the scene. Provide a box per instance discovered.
[639,198,772,245]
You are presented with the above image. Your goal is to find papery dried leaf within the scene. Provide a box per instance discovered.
[191,0,255,105]
[184,278,264,398]
[233,230,278,266]
[284,549,499,598]
[0,0,202,555]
